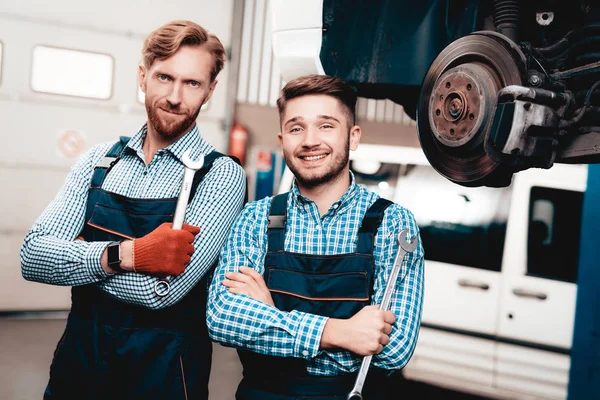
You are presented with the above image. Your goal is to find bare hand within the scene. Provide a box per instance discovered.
[321,305,395,356]
[222,266,275,306]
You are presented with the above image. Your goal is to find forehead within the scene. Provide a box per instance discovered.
[149,45,212,83]
[283,94,346,121]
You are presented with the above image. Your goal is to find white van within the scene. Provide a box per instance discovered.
[279,144,587,400]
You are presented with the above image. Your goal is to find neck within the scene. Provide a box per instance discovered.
[142,122,193,165]
[297,169,351,216]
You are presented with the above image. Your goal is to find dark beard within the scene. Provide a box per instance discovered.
[145,100,201,139]
[286,138,350,189]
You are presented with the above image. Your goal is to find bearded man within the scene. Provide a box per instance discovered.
[21,20,246,400]
[207,74,424,400]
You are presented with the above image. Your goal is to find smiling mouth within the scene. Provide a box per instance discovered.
[300,154,328,161]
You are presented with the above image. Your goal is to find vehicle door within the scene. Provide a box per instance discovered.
[351,150,512,390]
[495,164,587,400]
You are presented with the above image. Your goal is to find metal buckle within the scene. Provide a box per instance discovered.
[267,215,286,229]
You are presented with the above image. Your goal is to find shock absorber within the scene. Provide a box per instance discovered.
[493,0,520,43]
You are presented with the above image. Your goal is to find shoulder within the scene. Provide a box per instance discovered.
[237,194,284,222]
[203,154,247,187]
[241,195,273,219]
[359,187,420,239]
[381,198,417,225]
[71,140,120,176]
[229,196,273,236]
[208,154,246,175]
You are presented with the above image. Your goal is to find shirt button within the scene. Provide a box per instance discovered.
[333,204,339,209]
[302,350,309,356]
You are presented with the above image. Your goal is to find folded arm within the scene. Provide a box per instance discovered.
[21,144,115,286]
[97,158,246,309]
[207,202,329,359]
[207,201,424,375]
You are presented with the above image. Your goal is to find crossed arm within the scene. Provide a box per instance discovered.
[206,201,425,374]
[21,144,246,310]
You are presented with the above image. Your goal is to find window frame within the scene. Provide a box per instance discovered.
[30,44,115,100]
[526,185,584,283]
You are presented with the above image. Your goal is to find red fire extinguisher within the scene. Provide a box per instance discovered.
[228,121,248,166]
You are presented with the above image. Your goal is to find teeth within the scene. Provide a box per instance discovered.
[304,154,326,161]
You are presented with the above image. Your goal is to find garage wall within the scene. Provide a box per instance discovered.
[0,0,235,311]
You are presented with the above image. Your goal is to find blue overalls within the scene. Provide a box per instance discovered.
[45,137,232,400]
[236,193,398,400]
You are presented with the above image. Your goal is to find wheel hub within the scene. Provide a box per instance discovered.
[429,64,497,149]
[416,32,526,187]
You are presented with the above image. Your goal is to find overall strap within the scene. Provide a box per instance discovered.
[188,152,246,204]
[267,193,289,252]
[357,198,393,254]
[90,136,131,188]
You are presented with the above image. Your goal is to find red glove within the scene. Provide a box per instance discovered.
[133,222,200,277]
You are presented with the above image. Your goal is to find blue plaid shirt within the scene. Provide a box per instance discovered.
[207,174,424,376]
[21,124,246,310]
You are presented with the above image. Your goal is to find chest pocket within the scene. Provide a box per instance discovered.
[263,194,392,319]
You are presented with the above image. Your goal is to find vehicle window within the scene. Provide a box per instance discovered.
[31,45,113,99]
[527,186,583,283]
[359,163,511,272]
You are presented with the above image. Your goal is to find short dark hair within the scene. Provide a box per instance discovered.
[276,74,357,127]
[142,20,226,82]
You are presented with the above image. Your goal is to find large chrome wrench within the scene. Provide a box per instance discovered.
[347,228,418,400]
[154,149,205,297]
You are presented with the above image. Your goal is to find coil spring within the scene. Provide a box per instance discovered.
[493,0,520,42]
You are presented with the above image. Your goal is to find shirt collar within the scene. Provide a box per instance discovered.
[290,171,360,213]
[126,123,213,163]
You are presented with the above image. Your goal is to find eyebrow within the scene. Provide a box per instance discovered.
[317,115,341,124]
[284,116,303,127]
[283,115,341,127]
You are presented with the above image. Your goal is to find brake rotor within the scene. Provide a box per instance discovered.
[417,32,526,187]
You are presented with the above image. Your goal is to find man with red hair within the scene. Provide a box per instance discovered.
[21,20,246,399]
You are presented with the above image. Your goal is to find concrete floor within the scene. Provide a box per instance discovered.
[0,315,488,400]
[0,315,242,400]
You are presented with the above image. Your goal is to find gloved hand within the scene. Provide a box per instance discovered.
[133,222,200,277]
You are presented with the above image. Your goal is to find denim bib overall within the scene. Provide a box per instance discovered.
[236,193,395,400]
[45,137,230,400]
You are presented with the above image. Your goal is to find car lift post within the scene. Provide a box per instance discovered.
[568,164,600,399]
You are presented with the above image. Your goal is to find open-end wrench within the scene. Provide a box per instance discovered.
[154,149,205,297]
[347,228,418,400]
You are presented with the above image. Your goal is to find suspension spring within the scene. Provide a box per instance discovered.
[493,0,520,43]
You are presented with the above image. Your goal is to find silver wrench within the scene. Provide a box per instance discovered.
[347,228,418,400]
[154,149,205,297]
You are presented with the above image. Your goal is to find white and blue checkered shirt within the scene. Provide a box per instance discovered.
[207,174,424,375]
[21,124,246,310]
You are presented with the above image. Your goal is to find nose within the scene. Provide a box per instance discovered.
[166,83,182,107]
[301,126,321,148]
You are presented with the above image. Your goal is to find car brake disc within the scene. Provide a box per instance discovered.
[417,31,526,187]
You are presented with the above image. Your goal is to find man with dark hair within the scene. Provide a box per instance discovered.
[207,74,424,399]
[21,20,246,399]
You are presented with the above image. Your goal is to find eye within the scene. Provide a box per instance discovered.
[157,74,169,81]
[289,127,303,133]
[321,124,334,129]
[189,81,200,88]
